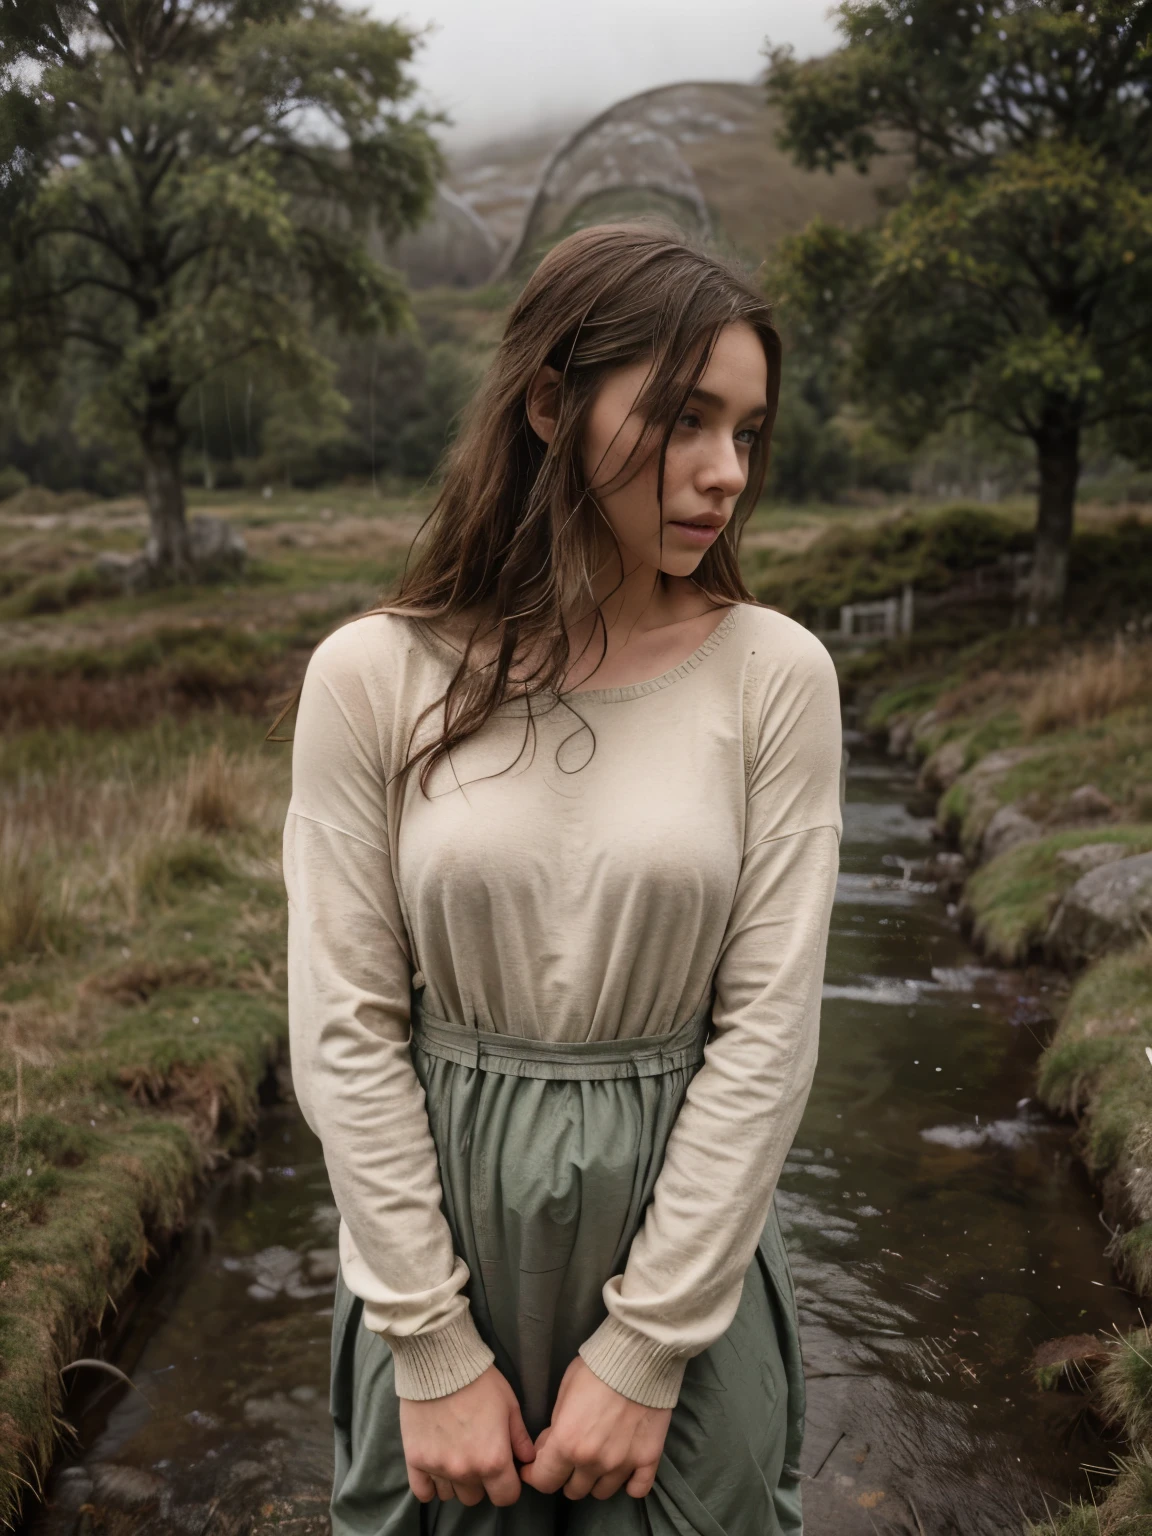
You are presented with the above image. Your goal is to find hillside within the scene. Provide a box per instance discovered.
[390,80,906,288]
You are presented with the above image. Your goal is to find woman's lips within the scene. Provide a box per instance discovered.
[667,520,722,545]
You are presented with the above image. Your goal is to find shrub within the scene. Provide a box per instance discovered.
[0,465,30,501]
[137,837,234,905]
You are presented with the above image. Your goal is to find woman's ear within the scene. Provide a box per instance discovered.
[525,364,563,445]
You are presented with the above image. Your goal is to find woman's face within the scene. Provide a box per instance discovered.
[583,320,769,580]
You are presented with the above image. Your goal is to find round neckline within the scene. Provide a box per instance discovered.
[412,605,741,706]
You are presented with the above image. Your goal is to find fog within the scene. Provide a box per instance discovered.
[385,0,842,147]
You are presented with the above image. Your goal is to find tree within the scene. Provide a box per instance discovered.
[765,1,1152,623]
[0,0,441,577]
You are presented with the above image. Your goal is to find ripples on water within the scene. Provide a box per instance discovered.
[27,748,1137,1536]
[790,748,1136,1534]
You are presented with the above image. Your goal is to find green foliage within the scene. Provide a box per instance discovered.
[756,501,1152,637]
[0,464,29,500]
[766,2,1152,617]
[0,0,443,569]
[768,378,854,502]
[752,503,1031,622]
[137,838,237,906]
[0,562,113,619]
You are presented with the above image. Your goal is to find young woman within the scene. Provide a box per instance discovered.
[283,222,844,1534]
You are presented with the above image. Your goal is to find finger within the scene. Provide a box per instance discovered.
[563,1466,600,1501]
[509,1403,536,1464]
[520,1435,573,1495]
[591,1467,631,1501]
[453,1480,485,1508]
[432,1476,454,1502]
[626,1461,659,1499]
[483,1463,524,1508]
[408,1466,436,1503]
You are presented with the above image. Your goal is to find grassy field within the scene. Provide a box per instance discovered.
[0,484,426,1521]
[1,480,1150,1527]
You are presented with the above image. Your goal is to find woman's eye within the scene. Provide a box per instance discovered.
[736,428,761,447]
[678,412,702,430]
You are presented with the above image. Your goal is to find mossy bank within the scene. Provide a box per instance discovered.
[0,721,293,1527]
[854,609,1152,1535]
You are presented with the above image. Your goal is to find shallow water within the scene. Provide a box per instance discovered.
[28,741,1137,1535]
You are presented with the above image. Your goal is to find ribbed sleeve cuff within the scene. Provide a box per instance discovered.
[578,1315,688,1410]
[375,1309,495,1401]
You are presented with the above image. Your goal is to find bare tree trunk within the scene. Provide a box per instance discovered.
[141,409,192,580]
[1027,413,1081,626]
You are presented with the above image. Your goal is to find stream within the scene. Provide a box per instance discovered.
[28,736,1138,1535]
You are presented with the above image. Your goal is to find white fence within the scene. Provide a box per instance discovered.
[821,555,1034,647]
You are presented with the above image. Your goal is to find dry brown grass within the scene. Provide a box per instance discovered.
[0,733,287,975]
[934,666,1036,723]
[931,635,1152,736]
[185,741,253,833]
[1021,636,1152,738]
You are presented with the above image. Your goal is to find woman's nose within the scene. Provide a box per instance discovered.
[700,434,747,497]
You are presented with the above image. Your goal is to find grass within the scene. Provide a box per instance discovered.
[963,827,1152,966]
[1023,638,1152,739]
[0,717,291,1526]
[1036,939,1152,1190]
[854,554,1152,1535]
[936,708,1152,859]
[0,483,1149,1527]
[1026,1447,1152,1534]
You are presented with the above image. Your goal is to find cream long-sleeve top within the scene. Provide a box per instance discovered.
[284,600,844,1411]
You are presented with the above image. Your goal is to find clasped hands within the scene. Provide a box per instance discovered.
[400,1356,671,1508]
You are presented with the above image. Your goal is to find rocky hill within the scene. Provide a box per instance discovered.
[388,80,905,289]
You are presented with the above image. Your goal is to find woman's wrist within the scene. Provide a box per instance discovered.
[577,1314,687,1410]
[384,1308,496,1401]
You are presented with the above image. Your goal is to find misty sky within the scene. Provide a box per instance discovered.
[384,1,843,147]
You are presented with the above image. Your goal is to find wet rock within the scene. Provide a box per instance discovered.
[1055,784,1119,824]
[88,1461,169,1511]
[944,745,1041,858]
[1044,851,1152,968]
[912,707,938,740]
[886,716,913,758]
[250,1493,332,1535]
[94,549,151,593]
[1055,842,1134,875]
[917,738,967,794]
[980,804,1045,863]
[1031,1332,1113,1391]
[305,1247,339,1283]
[915,850,968,895]
[218,1458,272,1495]
[243,1243,334,1301]
[37,1465,94,1535]
[934,851,968,878]
[96,516,247,592]
[147,514,247,577]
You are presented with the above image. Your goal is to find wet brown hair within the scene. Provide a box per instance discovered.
[275,221,782,789]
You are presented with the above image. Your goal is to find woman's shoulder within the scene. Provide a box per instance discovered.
[732,601,837,684]
[306,609,446,686]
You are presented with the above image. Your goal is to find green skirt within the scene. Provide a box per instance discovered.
[329,990,807,1535]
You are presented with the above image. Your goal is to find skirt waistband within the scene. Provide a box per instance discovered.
[409,988,712,1081]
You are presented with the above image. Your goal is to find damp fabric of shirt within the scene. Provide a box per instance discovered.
[283,600,844,1411]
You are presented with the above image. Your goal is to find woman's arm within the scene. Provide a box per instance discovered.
[576,628,844,1409]
[284,619,495,1400]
